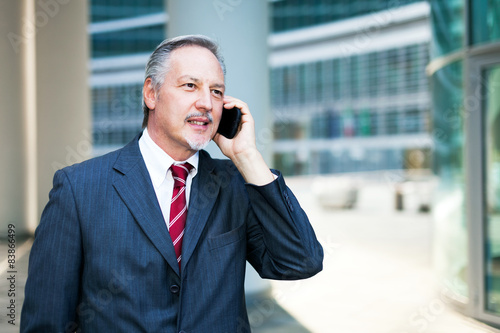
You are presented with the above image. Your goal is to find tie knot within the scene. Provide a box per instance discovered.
[171,163,192,187]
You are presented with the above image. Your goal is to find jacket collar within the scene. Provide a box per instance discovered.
[112,134,223,276]
[112,134,181,275]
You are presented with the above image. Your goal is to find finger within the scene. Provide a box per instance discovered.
[226,104,250,119]
[223,97,248,113]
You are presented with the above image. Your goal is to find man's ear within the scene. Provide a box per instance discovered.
[143,78,156,110]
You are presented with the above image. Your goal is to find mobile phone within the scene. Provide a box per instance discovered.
[217,107,242,139]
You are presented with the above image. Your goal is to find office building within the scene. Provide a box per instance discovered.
[429,0,500,328]
[269,1,431,175]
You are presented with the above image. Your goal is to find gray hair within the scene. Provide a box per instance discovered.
[142,35,226,128]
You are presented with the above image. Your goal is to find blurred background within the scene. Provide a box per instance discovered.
[1,0,500,332]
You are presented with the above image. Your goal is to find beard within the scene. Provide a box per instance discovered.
[186,135,210,151]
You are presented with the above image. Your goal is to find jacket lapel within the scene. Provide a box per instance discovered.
[181,150,221,272]
[112,135,181,276]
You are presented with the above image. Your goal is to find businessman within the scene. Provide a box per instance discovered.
[21,35,323,333]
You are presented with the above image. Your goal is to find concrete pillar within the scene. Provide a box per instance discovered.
[167,0,271,294]
[35,0,91,231]
[0,1,27,234]
[0,0,90,235]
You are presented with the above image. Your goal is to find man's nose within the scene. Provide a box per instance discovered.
[195,88,212,111]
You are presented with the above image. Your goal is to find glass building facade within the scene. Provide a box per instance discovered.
[271,44,430,175]
[90,0,166,155]
[272,0,422,32]
[429,0,500,327]
[270,1,432,176]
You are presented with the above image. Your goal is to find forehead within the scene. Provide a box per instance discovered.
[168,46,224,78]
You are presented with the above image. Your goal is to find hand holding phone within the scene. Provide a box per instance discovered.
[217,107,242,139]
[214,101,275,186]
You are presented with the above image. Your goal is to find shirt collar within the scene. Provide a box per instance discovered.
[139,127,199,189]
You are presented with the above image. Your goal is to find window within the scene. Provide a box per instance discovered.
[403,109,422,134]
[386,110,399,135]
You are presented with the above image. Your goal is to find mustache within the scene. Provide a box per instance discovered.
[184,112,213,123]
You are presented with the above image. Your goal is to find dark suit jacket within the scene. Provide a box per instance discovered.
[21,134,323,333]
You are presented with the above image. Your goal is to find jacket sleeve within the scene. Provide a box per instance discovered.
[21,169,83,333]
[245,170,323,280]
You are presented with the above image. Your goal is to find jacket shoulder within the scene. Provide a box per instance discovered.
[59,147,122,177]
[61,133,142,176]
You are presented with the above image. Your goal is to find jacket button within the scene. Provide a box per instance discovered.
[170,284,180,294]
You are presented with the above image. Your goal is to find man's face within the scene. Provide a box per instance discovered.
[144,45,225,158]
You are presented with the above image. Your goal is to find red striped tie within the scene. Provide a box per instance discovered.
[169,163,192,270]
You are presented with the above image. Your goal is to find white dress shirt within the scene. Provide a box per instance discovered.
[138,127,199,230]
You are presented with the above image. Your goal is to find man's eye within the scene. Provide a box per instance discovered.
[185,83,195,88]
[212,90,222,96]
